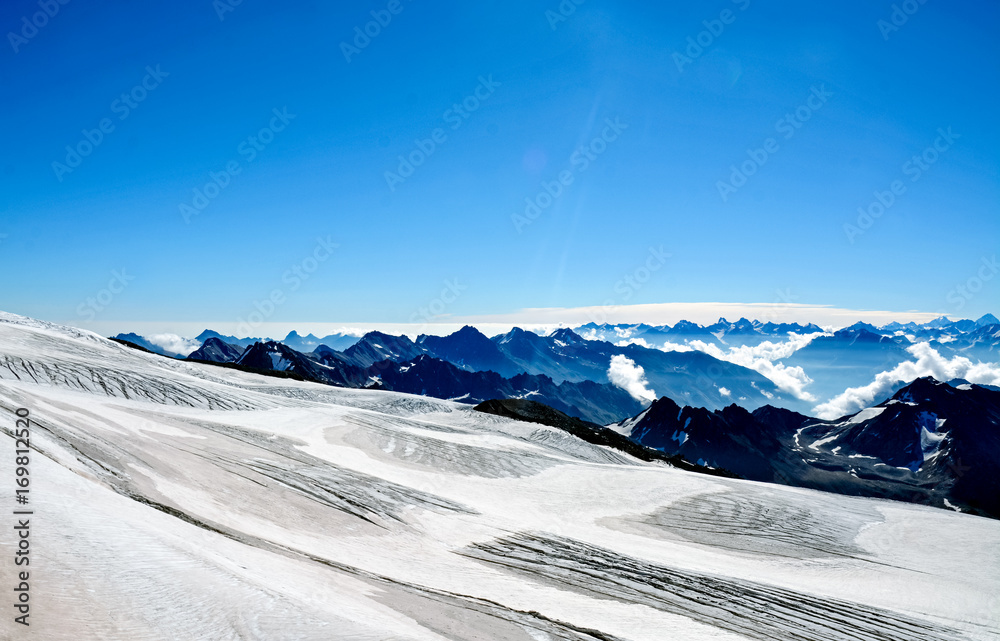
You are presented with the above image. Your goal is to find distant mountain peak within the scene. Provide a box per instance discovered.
[497,326,538,343]
[454,325,487,338]
[842,321,880,333]
[729,318,756,334]
[188,337,244,363]
[195,329,217,341]
[668,320,702,333]
[926,316,955,328]
[976,313,999,327]
[549,327,584,344]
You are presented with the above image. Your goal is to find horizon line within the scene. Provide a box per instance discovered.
[32,301,992,340]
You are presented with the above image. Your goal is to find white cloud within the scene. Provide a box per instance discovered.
[146,333,201,356]
[614,337,653,349]
[608,355,657,403]
[662,332,826,401]
[731,332,826,361]
[812,342,1000,419]
[750,380,775,400]
[331,328,369,338]
[719,386,731,397]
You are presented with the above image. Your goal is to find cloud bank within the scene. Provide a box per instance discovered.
[608,355,657,403]
[812,342,1000,419]
[662,333,827,401]
[660,341,695,352]
[614,337,654,349]
[147,333,202,356]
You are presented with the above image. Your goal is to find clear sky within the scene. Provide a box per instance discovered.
[1,0,997,334]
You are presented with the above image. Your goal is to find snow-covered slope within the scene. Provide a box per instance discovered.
[1,312,998,640]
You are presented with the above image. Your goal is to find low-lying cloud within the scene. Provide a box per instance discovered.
[147,333,201,356]
[660,341,695,352]
[614,337,653,349]
[608,354,657,403]
[662,332,826,401]
[812,342,1000,419]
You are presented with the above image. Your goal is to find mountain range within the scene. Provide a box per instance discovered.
[114,313,999,418]
[192,329,361,351]
[206,338,646,424]
[612,376,1000,518]
[168,325,790,418]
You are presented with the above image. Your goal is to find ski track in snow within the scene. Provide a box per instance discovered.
[0,314,998,641]
[464,533,961,641]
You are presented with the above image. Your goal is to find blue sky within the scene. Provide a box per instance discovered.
[1,0,997,334]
